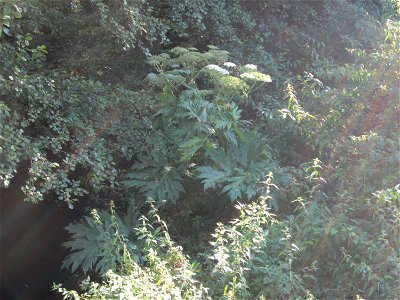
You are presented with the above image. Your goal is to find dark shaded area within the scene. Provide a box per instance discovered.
[0,163,79,300]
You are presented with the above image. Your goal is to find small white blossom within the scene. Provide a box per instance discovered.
[258,74,272,82]
[223,62,237,68]
[206,64,221,71]
[244,64,257,70]
[206,64,229,75]
[146,73,157,81]
[218,68,229,75]
[240,72,256,79]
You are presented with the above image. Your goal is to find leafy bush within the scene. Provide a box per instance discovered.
[56,201,208,299]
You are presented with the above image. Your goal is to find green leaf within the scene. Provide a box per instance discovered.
[197,166,226,190]
[196,135,271,201]
[3,27,11,36]
[222,176,245,200]
[2,18,10,27]
[179,136,207,161]
[123,163,185,202]
[62,210,129,274]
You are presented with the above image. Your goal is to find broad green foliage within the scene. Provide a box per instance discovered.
[0,68,149,204]
[62,204,131,274]
[55,201,208,299]
[197,136,275,201]
[123,157,185,202]
[122,131,188,203]
[0,6,151,203]
[1,0,399,299]
[123,46,274,203]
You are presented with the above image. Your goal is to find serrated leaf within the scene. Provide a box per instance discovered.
[197,166,226,190]
[179,136,206,161]
[62,210,129,274]
[124,161,185,202]
[222,176,245,201]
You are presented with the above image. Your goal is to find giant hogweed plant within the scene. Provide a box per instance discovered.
[123,46,275,204]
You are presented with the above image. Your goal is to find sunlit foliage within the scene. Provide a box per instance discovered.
[1,0,399,299]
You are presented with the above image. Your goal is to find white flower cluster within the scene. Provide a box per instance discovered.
[206,64,230,75]
[223,62,237,68]
[244,64,257,70]
[240,72,256,79]
[147,73,157,81]
[257,74,272,82]
[240,72,272,82]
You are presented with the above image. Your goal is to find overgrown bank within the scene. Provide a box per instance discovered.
[0,0,399,299]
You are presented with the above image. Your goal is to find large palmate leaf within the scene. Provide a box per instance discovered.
[179,136,208,161]
[197,166,227,190]
[196,134,272,201]
[178,97,212,123]
[124,167,184,201]
[62,209,130,275]
[123,157,185,202]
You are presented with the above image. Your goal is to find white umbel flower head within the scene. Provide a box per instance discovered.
[223,62,237,68]
[240,72,256,79]
[258,74,272,82]
[206,64,229,75]
[218,68,229,75]
[244,64,257,70]
[206,64,221,71]
[240,72,272,82]
[146,73,157,81]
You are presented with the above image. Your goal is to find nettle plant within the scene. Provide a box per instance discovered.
[124,46,276,203]
[57,194,310,300]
